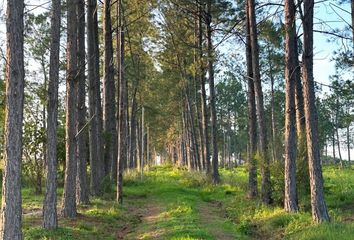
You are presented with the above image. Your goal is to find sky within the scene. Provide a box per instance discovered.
[0,0,352,159]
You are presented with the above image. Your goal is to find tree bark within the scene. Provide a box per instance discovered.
[295,53,305,136]
[0,0,25,238]
[248,0,272,204]
[76,0,90,205]
[194,10,205,170]
[270,66,276,162]
[347,125,351,164]
[116,0,126,203]
[335,105,343,167]
[206,0,220,184]
[62,0,78,218]
[245,0,257,199]
[332,126,336,161]
[129,89,138,169]
[87,0,104,196]
[43,0,61,229]
[302,0,330,223]
[198,3,211,174]
[103,0,117,179]
[284,0,298,212]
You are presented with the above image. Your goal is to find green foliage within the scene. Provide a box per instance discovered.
[269,160,285,206]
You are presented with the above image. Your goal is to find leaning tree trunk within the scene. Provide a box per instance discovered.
[103,0,117,178]
[245,0,257,198]
[248,0,272,204]
[206,0,220,184]
[62,0,78,218]
[43,0,61,229]
[0,0,25,238]
[88,0,104,196]
[302,0,330,223]
[284,0,298,212]
[76,0,90,205]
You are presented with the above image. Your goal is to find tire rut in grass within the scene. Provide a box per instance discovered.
[198,201,237,240]
[118,203,164,239]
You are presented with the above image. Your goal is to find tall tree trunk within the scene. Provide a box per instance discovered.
[206,0,220,183]
[183,110,192,171]
[336,125,343,166]
[103,0,117,179]
[245,0,257,198]
[335,105,343,167]
[198,4,211,174]
[284,0,298,212]
[41,59,48,195]
[186,91,201,171]
[0,0,25,238]
[302,0,330,223]
[248,0,272,204]
[62,0,78,218]
[141,106,145,177]
[116,0,126,203]
[270,67,276,162]
[76,0,90,205]
[88,0,104,196]
[347,125,351,164]
[129,89,138,169]
[295,56,305,135]
[43,0,61,229]
[332,126,336,161]
[194,10,205,170]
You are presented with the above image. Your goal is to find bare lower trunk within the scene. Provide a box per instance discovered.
[76,0,89,205]
[347,125,351,165]
[116,0,126,202]
[88,0,104,196]
[336,121,343,167]
[62,0,78,218]
[248,0,271,204]
[284,0,298,212]
[206,0,219,184]
[198,3,211,173]
[43,0,61,229]
[270,72,276,162]
[0,1,25,238]
[245,0,257,198]
[103,0,117,179]
[332,128,336,161]
[302,0,330,223]
[129,91,138,169]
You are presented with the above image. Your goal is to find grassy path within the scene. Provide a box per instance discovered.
[122,167,244,239]
[21,165,354,239]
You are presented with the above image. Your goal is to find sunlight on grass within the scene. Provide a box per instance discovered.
[18,164,354,239]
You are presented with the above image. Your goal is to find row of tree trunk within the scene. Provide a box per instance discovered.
[0,0,144,237]
[245,0,330,222]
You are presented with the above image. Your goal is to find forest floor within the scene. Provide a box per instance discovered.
[21,165,354,239]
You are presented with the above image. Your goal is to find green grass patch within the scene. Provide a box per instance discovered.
[14,164,354,239]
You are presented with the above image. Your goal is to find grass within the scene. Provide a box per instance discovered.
[14,164,354,239]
